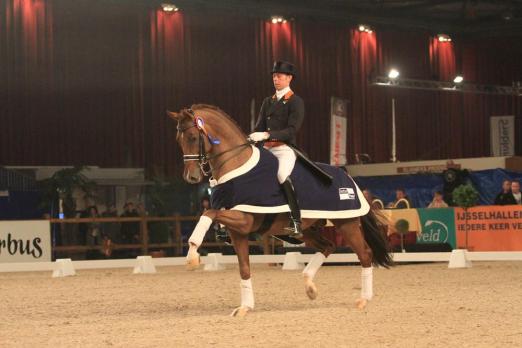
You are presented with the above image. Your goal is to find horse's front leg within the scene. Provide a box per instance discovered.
[185,209,257,269]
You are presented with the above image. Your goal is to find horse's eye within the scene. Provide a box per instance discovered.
[188,136,197,143]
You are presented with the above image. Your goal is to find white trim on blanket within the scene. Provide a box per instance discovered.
[231,185,371,219]
[217,146,260,185]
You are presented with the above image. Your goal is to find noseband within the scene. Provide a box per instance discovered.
[177,109,252,177]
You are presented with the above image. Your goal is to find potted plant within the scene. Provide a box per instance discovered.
[452,183,479,249]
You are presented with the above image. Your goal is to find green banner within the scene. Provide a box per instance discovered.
[416,208,456,248]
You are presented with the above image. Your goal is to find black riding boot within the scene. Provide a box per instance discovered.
[282,177,303,238]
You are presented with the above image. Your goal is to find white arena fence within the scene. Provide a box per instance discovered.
[1,250,522,274]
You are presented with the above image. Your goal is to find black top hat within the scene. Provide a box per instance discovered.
[271,61,297,77]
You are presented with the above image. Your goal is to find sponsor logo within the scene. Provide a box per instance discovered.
[339,187,355,200]
[418,220,449,243]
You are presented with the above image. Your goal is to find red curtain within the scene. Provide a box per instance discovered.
[1,1,521,176]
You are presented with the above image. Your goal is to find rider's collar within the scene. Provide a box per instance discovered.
[274,87,292,101]
[216,146,260,185]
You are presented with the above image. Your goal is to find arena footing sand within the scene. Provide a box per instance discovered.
[1,262,521,347]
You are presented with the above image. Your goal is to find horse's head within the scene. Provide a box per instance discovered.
[167,108,210,184]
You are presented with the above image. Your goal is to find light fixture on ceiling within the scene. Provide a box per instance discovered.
[453,75,464,84]
[161,3,179,12]
[388,68,400,79]
[358,24,373,34]
[271,16,287,24]
[437,34,452,42]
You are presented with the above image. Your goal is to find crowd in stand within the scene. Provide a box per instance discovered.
[77,201,148,259]
[362,179,522,210]
[362,188,448,209]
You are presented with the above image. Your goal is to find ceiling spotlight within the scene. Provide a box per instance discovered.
[388,69,400,79]
[161,3,179,12]
[358,24,373,33]
[437,34,452,42]
[453,75,464,84]
[271,16,286,24]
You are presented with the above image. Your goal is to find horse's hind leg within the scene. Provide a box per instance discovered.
[333,217,374,310]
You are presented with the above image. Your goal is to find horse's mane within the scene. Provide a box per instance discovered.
[188,104,246,137]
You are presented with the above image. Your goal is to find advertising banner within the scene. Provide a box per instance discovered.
[0,221,51,263]
[455,206,522,251]
[330,97,348,166]
[417,208,456,248]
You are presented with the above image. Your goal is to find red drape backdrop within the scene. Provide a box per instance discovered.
[1,1,521,177]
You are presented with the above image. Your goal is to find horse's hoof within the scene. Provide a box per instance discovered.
[230,306,250,317]
[185,256,200,271]
[355,298,368,310]
[304,278,318,300]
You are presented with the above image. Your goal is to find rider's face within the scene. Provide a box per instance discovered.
[272,73,292,91]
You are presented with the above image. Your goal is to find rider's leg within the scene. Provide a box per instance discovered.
[269,145,302,237]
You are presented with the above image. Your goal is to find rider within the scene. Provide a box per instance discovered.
[249,61,304,237]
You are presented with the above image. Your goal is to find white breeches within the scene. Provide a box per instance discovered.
[266,145,297,184]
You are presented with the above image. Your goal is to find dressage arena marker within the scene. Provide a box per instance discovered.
[282,252,305,270]
[133,256,157,274]
[52,258,76,278]
[203,253,226,271]
[448,249,472,269]
[0,252,521,274]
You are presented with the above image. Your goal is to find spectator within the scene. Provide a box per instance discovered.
[494,180,516,205]
[428,191,449,208]
[101,205,118,257]
[511,181,522,205]
[200,196,211,214]
[120,202,140,244]
[388,188,412,209]
[137,202,148,217]
[363,189,384,209]
[85,205,102,259]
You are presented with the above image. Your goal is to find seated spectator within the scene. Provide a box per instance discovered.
[387,188,412,209]
[494,180,516,205]
[428,191,449,208]
[363,189,384,209]
[511,181,522,205]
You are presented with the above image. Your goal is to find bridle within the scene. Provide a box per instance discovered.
[177,109,252,177]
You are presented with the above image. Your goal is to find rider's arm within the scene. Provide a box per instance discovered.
[267,95,304,142]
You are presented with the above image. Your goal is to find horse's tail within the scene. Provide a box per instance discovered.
[360,208,394,268]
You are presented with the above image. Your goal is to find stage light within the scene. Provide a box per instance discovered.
[437,34,452,42]
[453,75,464,83]
[161,3,179,12]
[388,69,400,79]
[358,24,373,33]
[271,16,286,24]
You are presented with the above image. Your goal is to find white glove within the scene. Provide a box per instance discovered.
[248,132,270,142]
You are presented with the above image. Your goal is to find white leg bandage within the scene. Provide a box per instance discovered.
[188,215,213,248]
[240,278,254,310]
[302,252,326,280]
[361,267,373,300]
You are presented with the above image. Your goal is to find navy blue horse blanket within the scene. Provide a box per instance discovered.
[210,146,369,219]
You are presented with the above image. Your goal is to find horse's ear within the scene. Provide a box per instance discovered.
[166,110,182,121]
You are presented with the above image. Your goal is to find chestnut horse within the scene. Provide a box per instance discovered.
[167,104,392,316]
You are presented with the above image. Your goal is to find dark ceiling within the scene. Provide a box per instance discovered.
[173,0,522,36]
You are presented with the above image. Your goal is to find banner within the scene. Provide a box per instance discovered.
[455,206,522,251]
[490,115,515,156]
[0,221,51,262]
[330,97,348,166]
[417,208,456,248]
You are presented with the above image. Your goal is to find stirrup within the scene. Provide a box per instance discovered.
[284,220,303,239]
